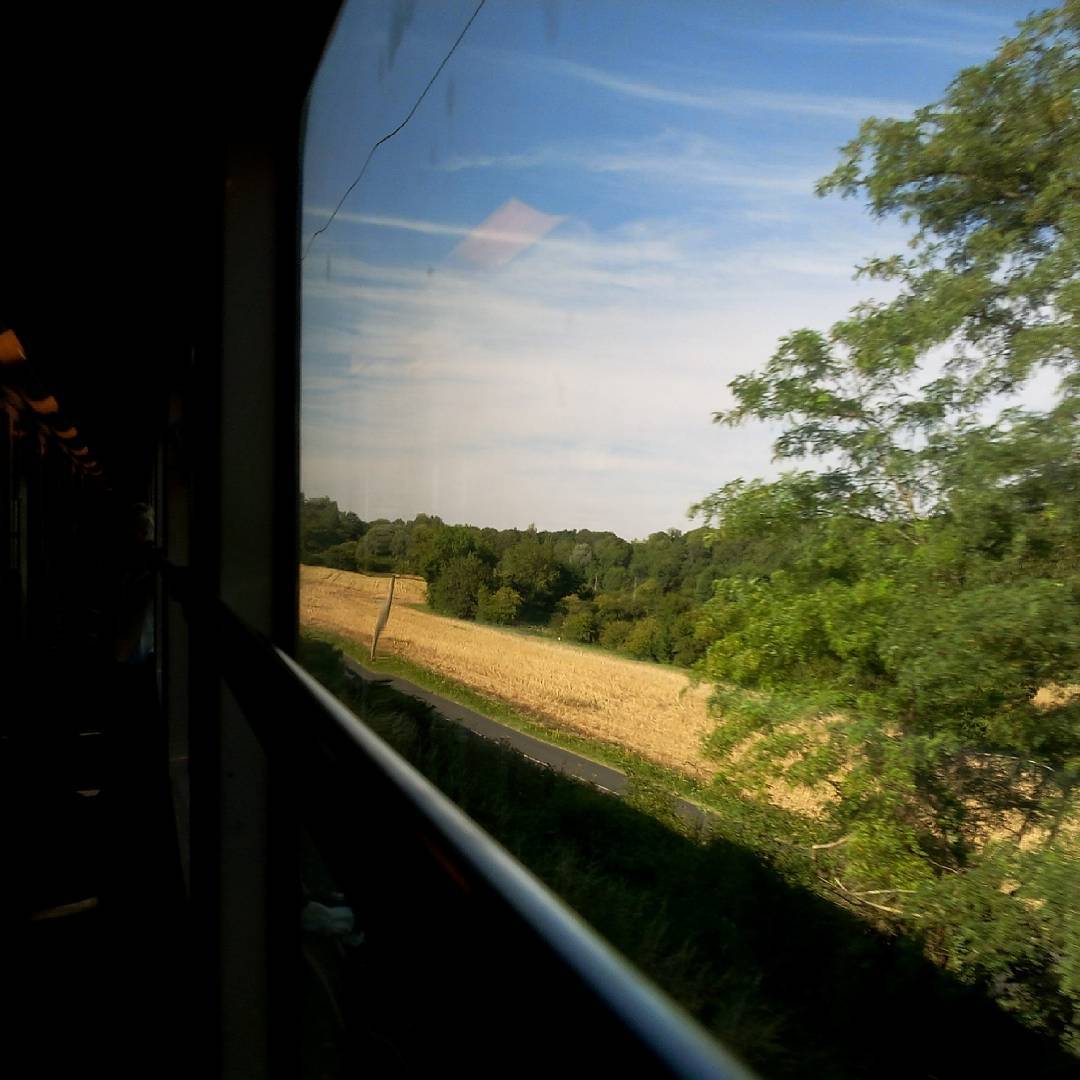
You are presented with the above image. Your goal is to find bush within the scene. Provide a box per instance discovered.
[428,554,493,619]
[624,617,663,661]
[562,610,598,643]
[476,585,522,625]
[599,620,633,650]
[319,541,360,571]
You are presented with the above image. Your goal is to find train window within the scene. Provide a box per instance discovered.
[299,2,1080,1074]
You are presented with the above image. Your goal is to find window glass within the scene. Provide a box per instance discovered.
[300,3,1080,1074]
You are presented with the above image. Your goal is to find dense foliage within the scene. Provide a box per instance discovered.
[697,3,1080,1050]
[301,495,723,667]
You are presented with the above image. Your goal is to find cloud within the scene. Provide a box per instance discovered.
[303,205,672,264]
[440,131,824,197]
[300,203,909,536]
[303,207,475,241]
[898,3,1017,31]
[550,58,916,121]
[776,30,994,56]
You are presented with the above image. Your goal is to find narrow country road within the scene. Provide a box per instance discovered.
[340,653,713,830]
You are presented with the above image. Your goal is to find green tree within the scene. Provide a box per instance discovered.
[318,540,360,571]
[497,538,566,618]
[300,495,363,560]
[428,553,494,620]
[592,534,632,573]
[624,617,663,662]
[359,520,404,571]
[713,2,1080,520]
[476,584,522,625]
[413,524,495,583]
[699,0,1080,735]
[599,619,633,650]
[695,5,1080,1044]
[558,595,599,643]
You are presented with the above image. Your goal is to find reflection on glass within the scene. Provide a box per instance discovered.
[300,2,1080,1074]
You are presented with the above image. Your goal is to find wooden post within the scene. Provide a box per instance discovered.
[371,574,396,660]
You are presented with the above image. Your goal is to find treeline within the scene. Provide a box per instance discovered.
[300,494,757,667]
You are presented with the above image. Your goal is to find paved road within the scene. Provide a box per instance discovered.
[340,653,713,830]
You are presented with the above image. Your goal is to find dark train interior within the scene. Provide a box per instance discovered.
[2,6,745,1077]
[4,3,342,1074]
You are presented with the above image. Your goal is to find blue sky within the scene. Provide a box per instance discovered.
[301,0,1038,539]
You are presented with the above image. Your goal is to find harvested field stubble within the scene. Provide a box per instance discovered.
[300,565,717,777]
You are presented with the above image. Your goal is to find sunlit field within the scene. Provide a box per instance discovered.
[300,565,716,777]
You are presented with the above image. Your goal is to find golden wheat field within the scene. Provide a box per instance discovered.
[300,565,718,778]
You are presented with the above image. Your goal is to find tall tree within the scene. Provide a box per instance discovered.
[695,7,1080,1042]
[714,2,1079,520]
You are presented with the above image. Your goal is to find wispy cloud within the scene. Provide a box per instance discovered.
[300,206,908,534]
[440,131,824,197]
[551,58,916,121]
[778,29,994,56]
[899,3,1018,31]
[303,207,473,241]
[303,204,692,272]
[299,0,1028,536]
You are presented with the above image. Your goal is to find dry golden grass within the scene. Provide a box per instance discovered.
[1033,683,1080,710]
[300,565,717,778]
[725,718,847,820]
